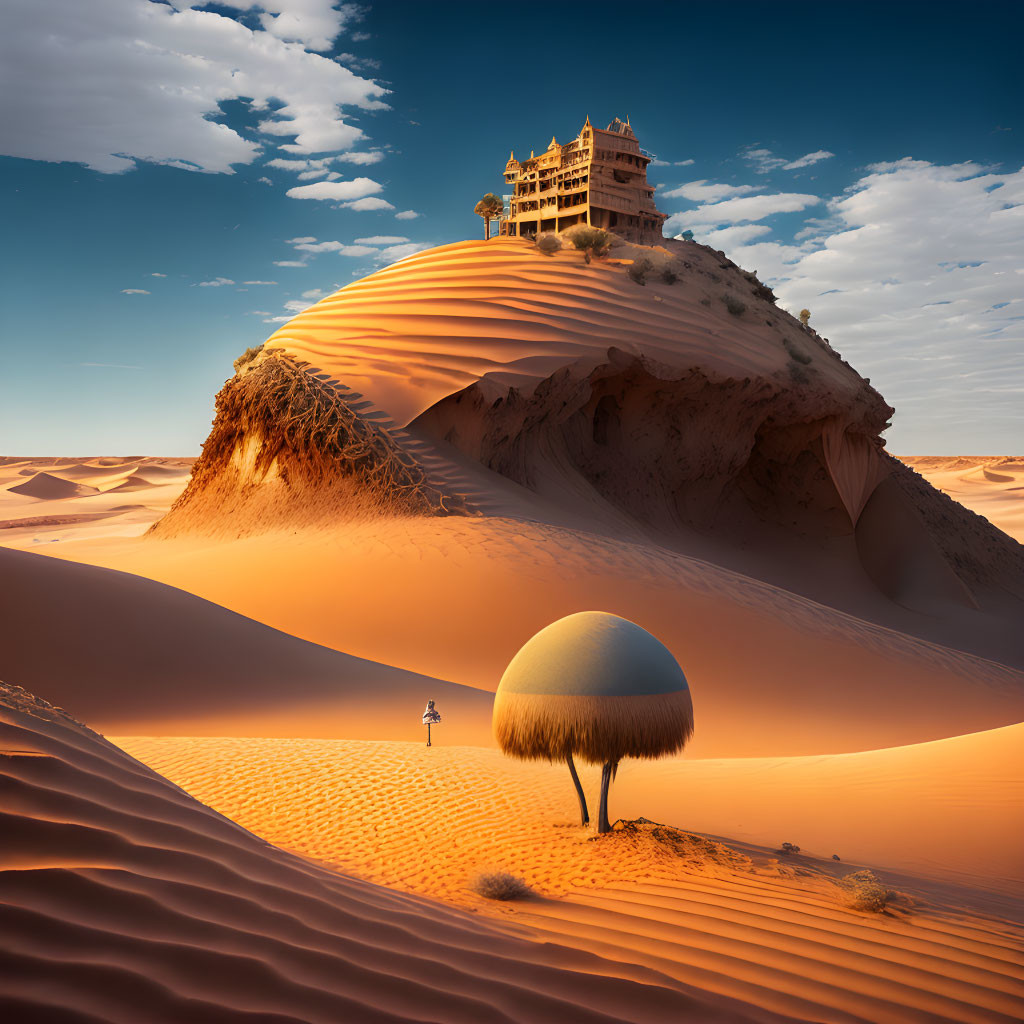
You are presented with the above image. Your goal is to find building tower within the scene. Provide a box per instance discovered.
[500,117,666,244]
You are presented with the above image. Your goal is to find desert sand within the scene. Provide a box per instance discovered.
[4,237,1023,1023]
[896,456,1024,544]
[116,732,1024,1024]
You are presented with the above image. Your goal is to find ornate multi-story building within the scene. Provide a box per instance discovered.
[500,117,666,244]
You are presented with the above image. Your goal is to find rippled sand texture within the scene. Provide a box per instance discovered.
[120,734,1024,1024]
[2,682,784,1024]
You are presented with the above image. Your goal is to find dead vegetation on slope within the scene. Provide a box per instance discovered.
[152,353,468,537]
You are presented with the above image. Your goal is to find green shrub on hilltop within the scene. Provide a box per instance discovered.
[562,225,616,264]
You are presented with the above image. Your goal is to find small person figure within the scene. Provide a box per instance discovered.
[422,699,441,746]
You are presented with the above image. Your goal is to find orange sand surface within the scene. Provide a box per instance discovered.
[897,456,1024,543]
[117,732,1024,1024]
[4,682,773,1024]
[266,237,862,427]
[34,519,1024,756]
[0,456,192,547]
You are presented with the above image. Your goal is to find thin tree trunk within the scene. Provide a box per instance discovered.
[484,217,491,241]
[597,761,613,833]
[566,753,589,827]
[427,722,431,747]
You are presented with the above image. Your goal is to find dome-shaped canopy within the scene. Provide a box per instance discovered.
[494,611,693,764]
[499,611,688,698]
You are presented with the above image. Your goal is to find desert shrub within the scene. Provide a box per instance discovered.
[472,872,533,901]
[562,224,616,263]
[783,337,813,365]
[627,256,653,285]
[799,308,811,327]
[723,295,746,317]
[839,870,895,913]
[779,842,801,855]
[700,297,712,306]
[233,344,264,375]
[535,232,561,256]
[661,264,679,285]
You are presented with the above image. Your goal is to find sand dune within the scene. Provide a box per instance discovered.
[0,457,192,546]
[266,237,873,427]
[40,516,1024,755]
[0,545,492,741]
[7,471,99,500]
[3,682,779,1024]
[898,456,1024,543]
[120,732,1024,1024]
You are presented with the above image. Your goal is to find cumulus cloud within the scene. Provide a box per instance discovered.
[286,236,317,244]
[354,235,409,244]
[197,277,235,287]
[0,0,387,174]
[285,177,382,200]
[697,158,1024,451]
[274,259,307,267]
[150,272,167,277]
[301,287,327,299]
[676,159,696,166]
[257,176,273,185]
[665,192,820,231]
[340,196,394,211]
[395,209,421,220]
[121,288,150,294]
[374,241,433,263]
[661,180,762,202]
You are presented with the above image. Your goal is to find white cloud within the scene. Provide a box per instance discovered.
[354,235,409,244]
[0,0,387,173]
[665,192,820,231]
[274,259,307,267]
[705,158,1024,451]
[675,159,695,166]
[374,241,434,263]
[335,149,385,165]
[743,148,787,174]
[243,279,277,285]
[121,288,150,295]
[150,272,167,277]
[395,209,421,220]
[293,240,379,256]
[661,180,762,202]
[338,196,393,211]
[783,150,835,170]
[197,277,235,287]
[257,176,273,185]
[286,236,317,244]
[297,167,331,180]
[283,298,313,312]
[286,177,382,200]
[649,158,668,167]
[697,224,773,248]
[301,287,327,299]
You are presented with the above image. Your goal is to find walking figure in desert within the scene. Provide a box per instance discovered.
[422,699,441,746]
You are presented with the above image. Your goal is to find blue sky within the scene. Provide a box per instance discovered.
[1,0,1021,454]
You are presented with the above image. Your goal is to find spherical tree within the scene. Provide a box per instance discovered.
[799,308,811,327]
[493,611,693,833]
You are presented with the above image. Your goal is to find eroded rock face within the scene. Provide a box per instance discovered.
[152,354,467,538]
[414,345,890,543]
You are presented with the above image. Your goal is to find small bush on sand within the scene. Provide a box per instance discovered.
[839,870,894,913]
[783,336,813,365]
[627,256,653,285]
[535,232,562,256]
[723,295,746,317]
[562,224,616,263]
[799,308,811,327]
[472,872,533,901]
[233,344,264,375]
[661,264,679,284]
